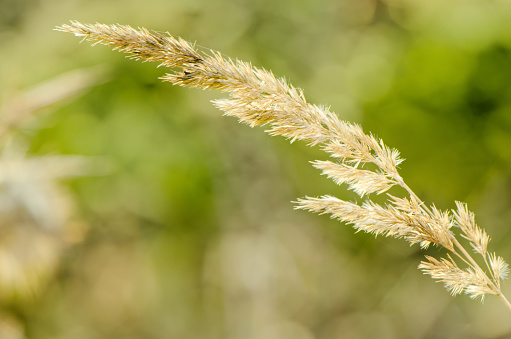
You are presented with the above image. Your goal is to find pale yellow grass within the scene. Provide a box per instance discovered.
[55,21,511,314]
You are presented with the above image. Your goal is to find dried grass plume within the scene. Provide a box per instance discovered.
[56,21,511,313]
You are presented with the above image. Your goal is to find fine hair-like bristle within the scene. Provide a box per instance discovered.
[56,21,511,313]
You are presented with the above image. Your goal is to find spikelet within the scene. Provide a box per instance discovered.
[452,201,489,256]
[488,253,510,290]
[419,256,495,301]
[311,160,397,197]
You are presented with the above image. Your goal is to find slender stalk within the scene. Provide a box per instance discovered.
[498,293,511,312]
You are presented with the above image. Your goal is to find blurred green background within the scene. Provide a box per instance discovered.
[1,0,511,338]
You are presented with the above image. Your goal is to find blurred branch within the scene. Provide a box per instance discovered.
[0,66,112,304]
[0,65,109,138]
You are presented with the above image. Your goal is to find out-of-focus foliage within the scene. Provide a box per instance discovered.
[0,0,511,338]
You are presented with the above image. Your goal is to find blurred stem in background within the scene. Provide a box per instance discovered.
[0,66,109,338]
